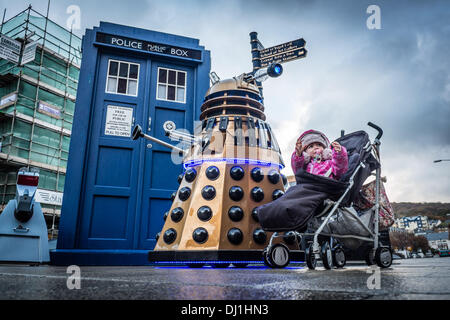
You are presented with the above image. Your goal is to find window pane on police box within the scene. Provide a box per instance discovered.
[168,70,176,85]
[109,61,118,76]
[118,78,127,94]
[176,87,185,102]
[167,85,176,100]
[158,68,167,83]
[128,80,137,96]
[107,77,117,92]
[177,72,186,86]
[157,84,166,99]
[129,64,139,79]
[119,62,129,78]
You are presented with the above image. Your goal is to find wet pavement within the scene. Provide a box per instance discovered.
[0,257,449,300]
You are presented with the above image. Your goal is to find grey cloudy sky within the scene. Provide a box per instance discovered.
[2,0,449,202]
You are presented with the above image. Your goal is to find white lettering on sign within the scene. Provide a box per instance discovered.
[0,92,17,109]
[21,41,38,65]
[147,44,166,53]
[111,37,143,50]
[105,105,134,137]
[35,189,64,206]
[0,35,22,63]
[170,48,188,57]
[38,100,61,119]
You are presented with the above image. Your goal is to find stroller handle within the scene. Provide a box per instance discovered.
[367,122,383,140]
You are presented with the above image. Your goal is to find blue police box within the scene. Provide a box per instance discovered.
[51,22,210,265]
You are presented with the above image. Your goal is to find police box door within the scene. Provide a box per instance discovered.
[78,53,147,249]
[137,62,194,249]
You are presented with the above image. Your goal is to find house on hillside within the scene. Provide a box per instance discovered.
[426,231,449,251]
[396,215,429,232]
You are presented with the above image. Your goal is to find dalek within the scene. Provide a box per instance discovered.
[132,64,303,267]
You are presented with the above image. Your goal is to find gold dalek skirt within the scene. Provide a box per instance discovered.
[132,73,303,267]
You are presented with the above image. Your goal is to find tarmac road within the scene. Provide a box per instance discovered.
[0,257,449,300]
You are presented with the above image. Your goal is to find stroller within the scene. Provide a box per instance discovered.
[257,122,393,270]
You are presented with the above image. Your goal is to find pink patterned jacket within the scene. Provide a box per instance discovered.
[291,147,349,180]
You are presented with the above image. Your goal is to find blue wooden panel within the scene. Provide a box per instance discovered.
[151,151,182,190]
[95,146,132,187]
[153,106,186,144]
[146,198,172,244]
[89,196,129,239]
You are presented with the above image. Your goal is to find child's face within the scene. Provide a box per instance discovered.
[305,142,324,157]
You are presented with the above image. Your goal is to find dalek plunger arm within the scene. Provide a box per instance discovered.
[131,124,186,155]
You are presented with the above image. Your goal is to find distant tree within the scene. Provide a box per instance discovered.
[412,235,430,252]
[390,230,411,250]
[390,230,430,252]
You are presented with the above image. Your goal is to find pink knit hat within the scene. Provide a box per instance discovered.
[299,129,332,162]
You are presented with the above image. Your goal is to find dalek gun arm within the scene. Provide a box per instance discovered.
[162,120,202,145]
[131,123,187,155]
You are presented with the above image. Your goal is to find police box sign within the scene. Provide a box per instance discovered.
[96,32,202,61]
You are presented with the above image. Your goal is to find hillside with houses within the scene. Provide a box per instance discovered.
[392,202,450,221]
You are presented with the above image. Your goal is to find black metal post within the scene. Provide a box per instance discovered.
[250,32,264,99]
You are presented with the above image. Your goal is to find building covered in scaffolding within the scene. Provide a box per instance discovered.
[0,6,81,239]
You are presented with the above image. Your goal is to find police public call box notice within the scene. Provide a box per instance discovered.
[105,105,133,137]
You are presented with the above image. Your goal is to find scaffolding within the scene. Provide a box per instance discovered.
[0,6,81,239]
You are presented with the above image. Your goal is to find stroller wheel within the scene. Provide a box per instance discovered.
[375,247,392,268]
[267,243,290,268]
[365,248,375,266]
[332,247,346,268]
[305,244,317,270]
[321,241,333,270]
[263,247,273,267]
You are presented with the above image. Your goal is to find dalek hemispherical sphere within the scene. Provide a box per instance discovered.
[228,206,244,222]
[170,207,184,222]
[229,186,244,202]
[184,168,197,182]
[202,185,216,200]
[230,166,245,181]
[197,206,213,221]
[251,167,264,182]
[178,187,191,201]
[251,187,264,202]
[205,166,220,180]
[268,169,280,184]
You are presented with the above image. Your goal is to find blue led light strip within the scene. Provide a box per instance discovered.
[150,260,305,264]
[183,158,285,170]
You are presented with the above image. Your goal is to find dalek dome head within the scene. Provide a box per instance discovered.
[200,75,265,121]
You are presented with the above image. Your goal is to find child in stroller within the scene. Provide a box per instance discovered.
[291,129,349,181]
[256,122,393,270]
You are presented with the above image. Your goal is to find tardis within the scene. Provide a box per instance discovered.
[51,22,210,265]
